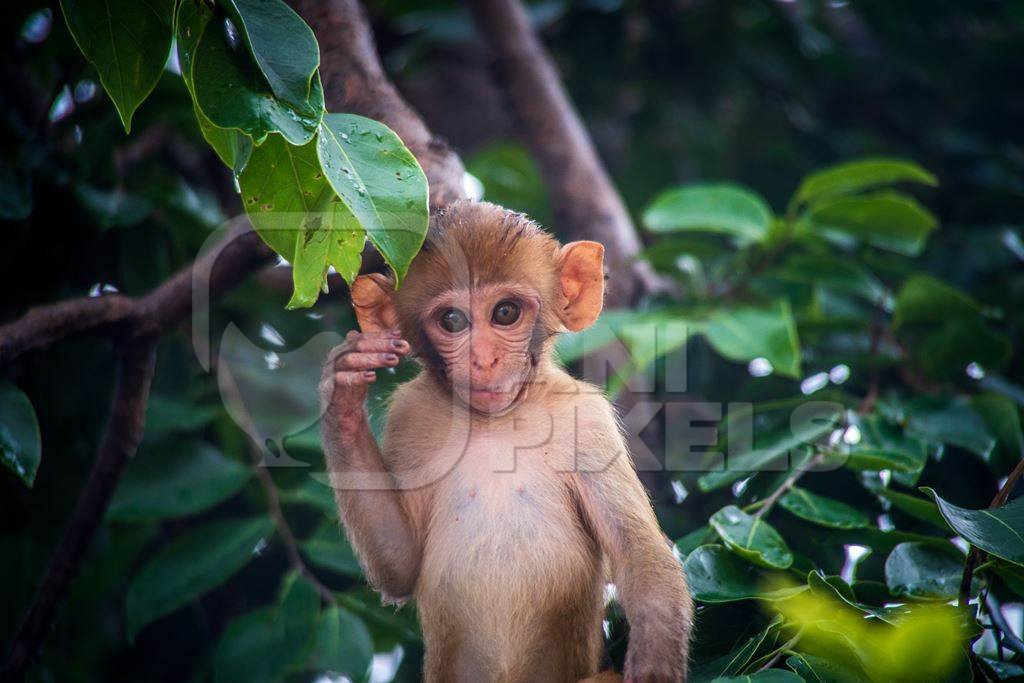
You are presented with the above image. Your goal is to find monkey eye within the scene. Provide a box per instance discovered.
[438,307,469,333]
[491,300,521,326]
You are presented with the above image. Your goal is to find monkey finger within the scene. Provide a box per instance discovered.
[334,370,377,386]
[336,352,401,371]
[350,335,411,355]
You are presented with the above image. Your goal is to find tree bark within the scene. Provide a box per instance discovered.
[464,0,666,306]
[291,0,467,210]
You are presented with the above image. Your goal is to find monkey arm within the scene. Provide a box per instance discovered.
[321,411,425,602]
[572,402,694,682]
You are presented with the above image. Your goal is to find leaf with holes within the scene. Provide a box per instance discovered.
[238,134,366,308]
[316,114,429,286]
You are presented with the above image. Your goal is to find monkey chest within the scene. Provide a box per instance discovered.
[417,447,598,609]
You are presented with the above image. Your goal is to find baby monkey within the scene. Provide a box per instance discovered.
[320,201,692,682]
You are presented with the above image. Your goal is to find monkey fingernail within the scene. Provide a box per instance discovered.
[384,354,399,363]
[362,371,376,380]
[391,339,408,351]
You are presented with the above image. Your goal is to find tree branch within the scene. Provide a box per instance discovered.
[3,1,471,674]
[464,0,667,306]
[291,0,467,210]
[3,340,157,682]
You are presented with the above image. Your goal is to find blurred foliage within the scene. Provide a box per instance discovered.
[2,0,1024,682]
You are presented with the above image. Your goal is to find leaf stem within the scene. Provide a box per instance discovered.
[754,453,825,520]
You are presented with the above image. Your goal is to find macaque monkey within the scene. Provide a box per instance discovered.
[319,201,692,682]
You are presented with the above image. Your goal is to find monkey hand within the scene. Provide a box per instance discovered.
[320,329,409,434]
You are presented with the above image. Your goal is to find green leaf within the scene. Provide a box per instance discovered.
[280,477,337,517]
[238,134,367,307]
[60,0,175,133]
[885,542,964,601]
[775,253,887,304]
[792,157,937,208]
[838,448,922,473]
[194,101,253,173]
[125,517,273,637]
[306,604,374,681]
[690,617,783,681]
[906,396,995,459]
[846,412,929,486]
[316,114,429,285]
[187,1,323,145]
[710,505,794,569]
[214,572,320,683]
[893,274,981,329]
[786,653,865,683]
[220,0,319,109]
[806,191,937,256]
[970,393,1024,471]
[144,393,220,439]
[108,441,249,522]
[643,183,774,243]
[923,488,1024,566]
[683,545,804,603]
[779,487,870,529]
[872,487,946,528]
[698,402,841,492]
[0,381,41,487]
[701,301,801,378]
[301,523,363,577]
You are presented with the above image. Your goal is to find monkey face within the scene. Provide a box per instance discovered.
[422,283,543,415]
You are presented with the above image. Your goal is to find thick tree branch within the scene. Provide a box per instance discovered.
[464,0,666,306]
[3,340,157,682]
[3,2,470,675]
[291,0,467,209]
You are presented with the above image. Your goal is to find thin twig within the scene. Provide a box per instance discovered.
[218,363,337,606]
[754,453,825,520]
[985,593,1024,656]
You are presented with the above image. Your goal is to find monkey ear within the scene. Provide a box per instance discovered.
[350,273,399,333]
[556,241,605,332]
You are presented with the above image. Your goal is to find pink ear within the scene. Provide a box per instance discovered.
[351,274,399,333]
[557,241,605,331]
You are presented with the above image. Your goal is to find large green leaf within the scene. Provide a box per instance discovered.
[316,114,429,285]
[220,0,319,108]
[300,523,363,577]
[306,603,374,682]
[806,191,937,256]
[108,441,250,522]
[779,487,870,529]
[905,396,995,459]
[701,301,801,378]
[893,274,981,329]
[214,572,320,683]
[125,517,274,637]
[0,381,41,487]
[710,505,794,569]
[643,183,774,243]
[792,158,937,207]
[923,488,1024,566]
[971,393,1024,473]
[144,393,220,440]
[188,2,322,145]
[775,253,887,304]
[683,545,804,603]
[238,134,366,307]
[690,617,784,682]
[846,412,929,486]
[884,542,964,601]
[194,101,253,173]
[60,0,175,133]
